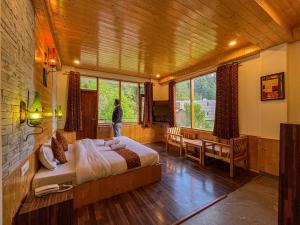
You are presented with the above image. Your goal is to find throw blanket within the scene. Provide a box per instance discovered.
[115,148,141,169]
[74,139,111,184]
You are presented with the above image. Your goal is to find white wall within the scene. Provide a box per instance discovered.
[287,40,300,123]
[239,44,288,139]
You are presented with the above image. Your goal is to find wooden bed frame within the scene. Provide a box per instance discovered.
[73,163,162,208]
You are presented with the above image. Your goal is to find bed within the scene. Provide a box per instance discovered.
[32,136,161,208]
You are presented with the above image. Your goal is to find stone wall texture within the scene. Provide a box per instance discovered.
[1,0,35,177]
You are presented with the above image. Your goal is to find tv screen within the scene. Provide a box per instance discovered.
[152,101,170,123]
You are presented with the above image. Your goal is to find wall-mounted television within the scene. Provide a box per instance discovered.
[152,101,170,123]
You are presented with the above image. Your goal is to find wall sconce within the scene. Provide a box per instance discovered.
[55,105,63,119]
[24,91,44,141]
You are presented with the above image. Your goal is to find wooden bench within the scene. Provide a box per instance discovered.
[202,136,248,177]
[165,127,195,156]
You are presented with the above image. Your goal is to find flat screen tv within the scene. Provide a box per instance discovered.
[152,101,170,123]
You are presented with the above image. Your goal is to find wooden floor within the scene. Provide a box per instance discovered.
[75,143,257,225]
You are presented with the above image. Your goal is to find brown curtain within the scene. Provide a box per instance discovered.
[169,81,176,127]
[64,71,82,131]
[213,63,239,139]
[143,82,153,127]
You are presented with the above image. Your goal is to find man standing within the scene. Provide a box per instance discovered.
[112,99,123,137]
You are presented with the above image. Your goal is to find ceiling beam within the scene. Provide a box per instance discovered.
[158,44,261,83]
[254,0,293,41]
[293,24,300,41]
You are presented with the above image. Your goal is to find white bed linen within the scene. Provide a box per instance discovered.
[74,136,159,184]
[32,144,76,189]
[32,136,159,188]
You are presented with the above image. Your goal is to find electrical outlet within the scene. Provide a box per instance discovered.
[21,160,29,176]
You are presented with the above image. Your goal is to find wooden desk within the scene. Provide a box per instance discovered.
[16,190,74,225]
[185,139,203,165]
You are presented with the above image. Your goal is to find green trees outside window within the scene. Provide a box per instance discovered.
[175,72,216,130]
[80,76,141,124]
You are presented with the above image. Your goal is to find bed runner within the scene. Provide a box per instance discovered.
[115,148,141,169]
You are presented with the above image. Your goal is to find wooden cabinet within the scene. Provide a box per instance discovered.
[279,123,300,225]
[16,191,74,225]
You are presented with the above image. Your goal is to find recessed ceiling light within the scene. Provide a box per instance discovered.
[156,74,160,78]
[229,40,237,46]
[74,59,80,64]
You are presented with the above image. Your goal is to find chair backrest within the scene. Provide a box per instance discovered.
[230,136,248,158]
[167,127,181,141]
[167,127,181,135]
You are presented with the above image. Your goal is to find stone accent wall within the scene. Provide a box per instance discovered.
[1,0,35,177]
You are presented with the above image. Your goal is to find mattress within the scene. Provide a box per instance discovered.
[32,144,76,189]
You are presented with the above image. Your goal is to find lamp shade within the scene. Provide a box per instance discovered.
[29,91,43,125]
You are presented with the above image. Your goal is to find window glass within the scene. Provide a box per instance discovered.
[98,79,119,123]
[193,73,216,130]
[176,80,191,127]
[80,76,97,90]
[121,82,139,123]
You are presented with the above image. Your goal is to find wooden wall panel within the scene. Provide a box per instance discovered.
[97,123,168,144]
[258,138,280,176]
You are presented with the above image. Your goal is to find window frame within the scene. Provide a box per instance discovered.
[80,75,143,125]
[175,71,216,131]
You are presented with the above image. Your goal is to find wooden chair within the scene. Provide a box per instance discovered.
[165,127,186,156]
[202,136,248,177]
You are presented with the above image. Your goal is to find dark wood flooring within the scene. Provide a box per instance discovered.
[75,143,257,225]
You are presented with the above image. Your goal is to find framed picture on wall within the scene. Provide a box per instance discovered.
[260,72,285,101]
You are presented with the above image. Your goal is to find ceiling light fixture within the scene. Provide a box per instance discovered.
[74,59,80,64]
[156,74,160,78]
[229,40,237,46]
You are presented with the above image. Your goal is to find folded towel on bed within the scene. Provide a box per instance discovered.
[93,139,105,146]
[110,143,127,150]
[104,139,120,146]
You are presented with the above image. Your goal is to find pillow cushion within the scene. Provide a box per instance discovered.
[94,139,105,146]
[39,145,57,170]
[56,131,68,151]
[104,139,120,146]
[51,137,67,164]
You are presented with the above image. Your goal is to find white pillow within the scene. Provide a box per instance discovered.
[104,139,120,146]
[39,145,57,170]
[94,139,105,146]
[111,143,127,150]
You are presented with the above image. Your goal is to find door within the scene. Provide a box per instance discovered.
[77,90,98,139]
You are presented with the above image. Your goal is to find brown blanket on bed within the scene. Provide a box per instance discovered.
[115,148,141,169]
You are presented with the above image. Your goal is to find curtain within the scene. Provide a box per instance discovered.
[169,81,176,127]
[143,82,153,127]
[64,71,82,131]
[213,63,239,139]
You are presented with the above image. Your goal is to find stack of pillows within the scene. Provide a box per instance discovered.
[39,131,69,170]
[94,139,127,150]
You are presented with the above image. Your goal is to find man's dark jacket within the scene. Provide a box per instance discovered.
[112,105,123,124]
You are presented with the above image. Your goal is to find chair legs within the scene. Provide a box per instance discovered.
[230,162,234,178]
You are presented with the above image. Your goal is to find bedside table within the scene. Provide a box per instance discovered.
[16,190,74,225]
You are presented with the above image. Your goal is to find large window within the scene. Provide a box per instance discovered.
[80,76,142,124]
[98,79,119,123]
[80,76,97,90]
[176,80,191,127]
[121,82,139,123]
[175,72,216,130]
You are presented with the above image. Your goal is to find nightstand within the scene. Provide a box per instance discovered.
[16,190,74,225]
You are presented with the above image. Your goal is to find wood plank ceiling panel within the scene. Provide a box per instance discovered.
[45,0,300,79]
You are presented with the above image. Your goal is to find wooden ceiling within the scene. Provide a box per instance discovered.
[43,0,300,79]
